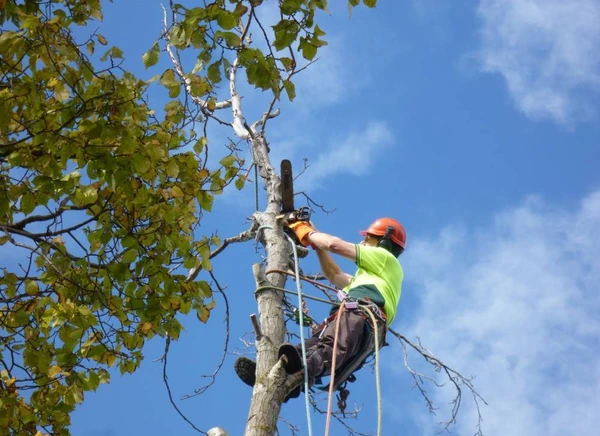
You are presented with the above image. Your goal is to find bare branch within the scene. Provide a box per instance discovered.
[162,5,231,111]
[158,336,207,435]
[388,327,487,435]
[186,227,256,282]
[228,57,249,139]
[297,191,336,215]
[251,107,280,132]
[250,313,263,340]
[182,270,231,400]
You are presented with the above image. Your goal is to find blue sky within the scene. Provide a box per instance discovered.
[51,0,600,435]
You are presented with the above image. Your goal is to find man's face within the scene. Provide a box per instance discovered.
[360,234,379,247]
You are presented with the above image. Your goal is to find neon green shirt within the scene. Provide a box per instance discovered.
[342,245,403,325]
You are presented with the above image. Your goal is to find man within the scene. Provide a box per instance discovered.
[234,217,406,400]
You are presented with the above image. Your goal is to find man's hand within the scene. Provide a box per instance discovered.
[288,221,317,247]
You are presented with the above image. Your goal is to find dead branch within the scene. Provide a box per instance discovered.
[162,4,232,111]
[388,327,487,435]
[182,270,231,400]
[186,227,257,282]
[158,336,207,434]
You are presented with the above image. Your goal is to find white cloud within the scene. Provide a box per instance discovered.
[393,189,600,435]
[295,120,394,191]
[475,0,600,124]
[292,37,366,107]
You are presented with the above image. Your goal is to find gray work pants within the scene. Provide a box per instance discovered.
[296,308,386,385]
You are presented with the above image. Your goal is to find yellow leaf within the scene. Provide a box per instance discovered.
[48,365,62,378]
[106,353,116,367]
[97,34,108,45]
[171,186,184,197]
[196,306,210,323]
[140,322,153,334]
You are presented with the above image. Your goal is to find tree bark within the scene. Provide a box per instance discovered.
[244,132,291,436]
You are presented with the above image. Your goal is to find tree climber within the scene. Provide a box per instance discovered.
[234,217,406,401]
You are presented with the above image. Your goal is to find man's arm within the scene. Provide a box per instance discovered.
[307,232,355,289]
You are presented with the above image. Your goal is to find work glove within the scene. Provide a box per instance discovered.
[288,221,317,247]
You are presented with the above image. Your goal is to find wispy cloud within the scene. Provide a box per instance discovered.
[475,0,600,125]
[292,37,367,107]
[391,189,600,435]
[295,120,394,191]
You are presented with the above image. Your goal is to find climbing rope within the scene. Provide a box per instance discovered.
[322,302,383,436]
[255,229,383,435]
[255,285,340,307]
[324,303,345,436]
[266,268,340,295]
[255,226,313,436]
[362,306,382,436]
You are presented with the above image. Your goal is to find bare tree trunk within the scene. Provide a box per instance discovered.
[244,132,290,436]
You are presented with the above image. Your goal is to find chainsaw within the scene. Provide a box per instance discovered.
[279,159,312,242]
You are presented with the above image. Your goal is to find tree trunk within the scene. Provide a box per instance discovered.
[244,133,291,436]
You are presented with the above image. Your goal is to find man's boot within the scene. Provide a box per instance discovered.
[234,356,256,387]
[233,354,301,401]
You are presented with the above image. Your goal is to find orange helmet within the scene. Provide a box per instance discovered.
[359,217,406,249]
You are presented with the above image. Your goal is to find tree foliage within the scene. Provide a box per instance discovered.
[0,0,378,434]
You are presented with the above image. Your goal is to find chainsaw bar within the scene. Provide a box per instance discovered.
[281,159,294,213]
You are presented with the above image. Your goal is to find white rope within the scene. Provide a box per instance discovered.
[256,226,313,436]
[362,307,383,436]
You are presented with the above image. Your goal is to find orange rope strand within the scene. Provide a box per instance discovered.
[324,304,345,436]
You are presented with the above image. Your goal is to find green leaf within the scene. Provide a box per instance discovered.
[235,176,246,190]
[133,154,151,174]
[169,84,181,98]
[220,155,236,167]
[283,79,296,101]
[299,37,318,61]
[363,0,377,7]
[160,69,178,87]
[20,192,36,214]
[281,0,304,15]
[280,57,295,71]
[25,280,39,296]
[143,42,160,69]
[217,10,238,30]
[197,191,213,212]
[122,249,138,263]
[273,19,299,51]
[194,137,208,154]
[198,280,213,298]
[207,61,222,83]
[215,31,241,47]
[189,74,210,96]
[165,160,180,178]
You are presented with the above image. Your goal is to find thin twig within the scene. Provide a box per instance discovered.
[159,336,207,434]
[388,327,487,435]
[182,270,231,399]
[186,227,257,281]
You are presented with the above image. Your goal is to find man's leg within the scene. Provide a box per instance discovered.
[299,309,367,383]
